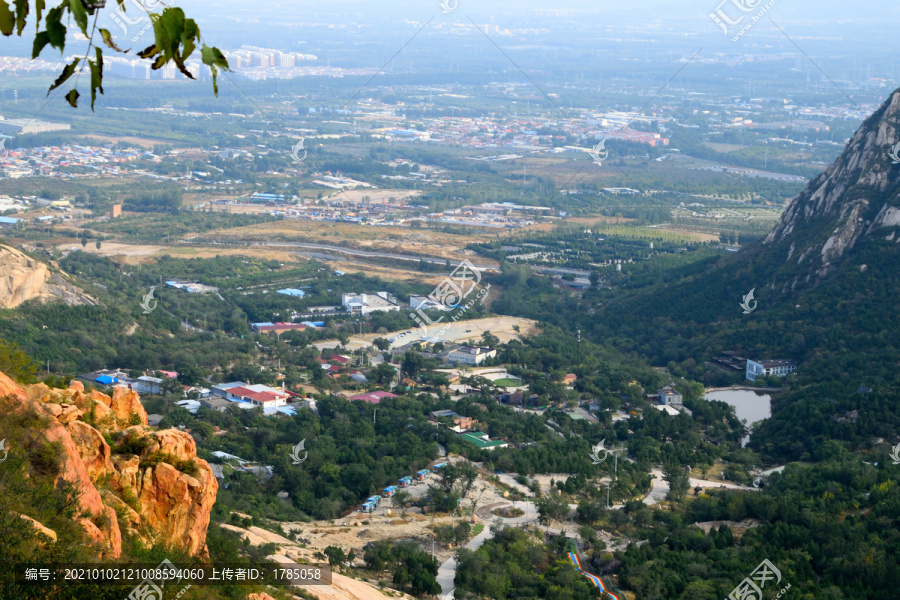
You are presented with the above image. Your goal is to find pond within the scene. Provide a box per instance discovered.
[704,389,772,446]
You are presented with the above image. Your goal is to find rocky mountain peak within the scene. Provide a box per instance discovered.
[764,87,900,278]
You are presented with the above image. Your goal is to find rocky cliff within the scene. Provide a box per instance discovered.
[763,87,900,284]
[0,244,97,308]
[4,374,217,558]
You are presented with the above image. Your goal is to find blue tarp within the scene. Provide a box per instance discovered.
[95,375,117,385]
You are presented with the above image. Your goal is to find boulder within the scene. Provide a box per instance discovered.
[111,387,148,426]
[23,382,52,402]
[149,429,197,460]
[44,403,63,417]
[89,390,112,407]
[92,401,115,427]
[69,380,85,392]
[57,404,83,425]
[67,420,112,481]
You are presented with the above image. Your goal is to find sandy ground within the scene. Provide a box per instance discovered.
[56,241,164,259]
[224,459,642,600]
[313,316,538,352]
[228,459,518,570]
[205,220,502,263]
[78,134,164,149]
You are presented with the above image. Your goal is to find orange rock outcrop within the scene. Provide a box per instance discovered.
[4,374,217,559]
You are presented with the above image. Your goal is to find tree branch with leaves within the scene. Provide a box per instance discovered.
[0,0,229,109]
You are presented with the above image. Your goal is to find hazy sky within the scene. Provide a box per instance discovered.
[173,0,900,21]
[180,0,900,18]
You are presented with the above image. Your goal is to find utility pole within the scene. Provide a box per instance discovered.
[373,409,377,425]
[576,329,581,372]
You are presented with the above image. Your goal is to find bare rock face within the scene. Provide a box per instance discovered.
[136,461,218,556]
[39,416,106,518]
[66,420,112,481]
[111,387,149,426]
[57,404,83,425]
[763,87,900,280]
[110,454,142,492]
[18,514,57,543]
[0,245,97,308]
[147,429,197,459]
[3,371,218,560]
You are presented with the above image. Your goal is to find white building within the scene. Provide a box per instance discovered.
[447,347,497,366]
[746,359,797,381]
[657,385,683,406]
[133,376,163,395]
[342,292,400,315]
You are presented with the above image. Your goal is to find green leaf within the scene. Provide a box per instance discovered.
[137,44,158,59]
[65,88,79,108]
[180,16,198,60]
[48,58,79,94]
[32,30,49,57]
[201,44,229,97]
[99,27,126,52]
[68,0,87,35]
[200,44,229,69]
[35,0,43,29]
[0,0,14,37]
[43,6,66,54]
[13,0,27,36]
[89,47,103,111]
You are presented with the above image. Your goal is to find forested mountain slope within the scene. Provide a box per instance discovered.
[586,87,900,461]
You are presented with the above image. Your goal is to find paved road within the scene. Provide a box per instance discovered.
[437,501,538,599]
[644,469,758,505]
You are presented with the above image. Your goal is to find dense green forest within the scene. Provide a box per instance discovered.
[612,452,900,600]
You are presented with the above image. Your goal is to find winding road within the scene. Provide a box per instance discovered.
[437,501,538,599]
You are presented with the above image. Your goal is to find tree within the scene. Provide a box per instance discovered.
[1,2,229,109]
[372,363,396,385]
[324,545,346,572]
[402,351,424,378]
[373,338,391,351]
[0,339,38,383]
[480,331,500,348]
[663,461,690,501]
[95,240,101,250]
[393,490,411,508]
[80,237,87,248]
[575,500,604,525]
[535,493,569,526]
